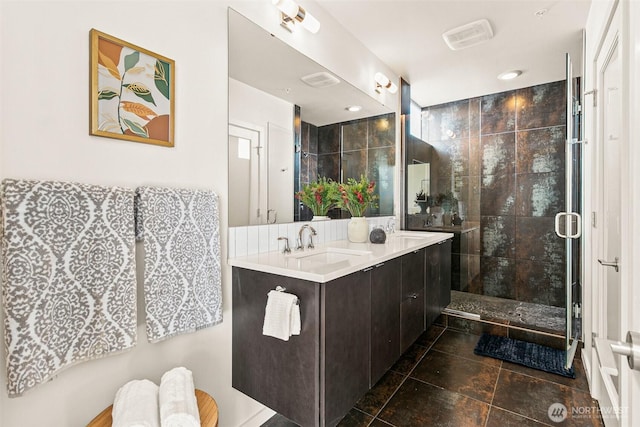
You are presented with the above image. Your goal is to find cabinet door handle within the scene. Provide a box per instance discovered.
[375,262,385,268]
[409,293,419,299]
[363,267,373,272]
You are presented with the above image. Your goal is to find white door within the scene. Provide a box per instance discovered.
[591,2,640,426]
[229,123,265,226]
[267,122,294,224]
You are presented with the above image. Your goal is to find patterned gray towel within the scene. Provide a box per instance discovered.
[135,186,222,342]
[1,179,137,397]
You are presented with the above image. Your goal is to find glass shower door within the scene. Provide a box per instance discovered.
[555,53,583,369]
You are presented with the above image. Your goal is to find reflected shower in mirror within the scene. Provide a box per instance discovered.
[228,8,395,226]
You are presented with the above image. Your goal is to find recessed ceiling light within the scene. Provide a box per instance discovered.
[346,105,362,112]
[498,70,522,80]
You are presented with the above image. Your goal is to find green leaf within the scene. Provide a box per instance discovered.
[124,51,140,72]
[122,118,148,138]
[154,60,170,100]
[123,83,156,106]
[98,90,118,100]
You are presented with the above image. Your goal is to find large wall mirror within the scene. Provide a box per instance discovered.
[228,9,396,226]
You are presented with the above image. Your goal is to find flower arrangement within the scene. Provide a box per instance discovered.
[337,175,379,217]
[295,177,339,216]
[434,191,459,213]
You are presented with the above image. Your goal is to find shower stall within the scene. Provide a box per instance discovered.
[403,55,582,368]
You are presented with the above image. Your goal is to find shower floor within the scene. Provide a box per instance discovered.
[445,291,566,336]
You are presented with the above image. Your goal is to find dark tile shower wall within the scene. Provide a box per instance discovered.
[423,80,567,307]
[313,113,396,218]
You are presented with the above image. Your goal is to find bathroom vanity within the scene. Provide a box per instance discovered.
[229,232,452,427]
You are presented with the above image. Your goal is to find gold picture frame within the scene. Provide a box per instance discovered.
[90,29,175,147]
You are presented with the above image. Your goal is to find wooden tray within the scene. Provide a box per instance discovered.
[87,389,218,427]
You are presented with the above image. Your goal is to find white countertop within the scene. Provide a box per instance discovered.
[228,231,454,283]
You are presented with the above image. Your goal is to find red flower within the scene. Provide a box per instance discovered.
[367,182,375,194]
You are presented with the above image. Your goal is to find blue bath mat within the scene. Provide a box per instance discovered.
[474,333,575,378]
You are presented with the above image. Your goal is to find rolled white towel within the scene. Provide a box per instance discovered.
[159,367,200,427]
[112,379,160,427]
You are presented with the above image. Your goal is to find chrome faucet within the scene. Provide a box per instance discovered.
[297,224,317,250]
[277,236,291,254]
[424,214,437,227]
[385,217,396,234]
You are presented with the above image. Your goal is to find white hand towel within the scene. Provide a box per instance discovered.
[112,379,160,427]
[263,290,300,341]
[291,304,301,336]
[159,367,200,427]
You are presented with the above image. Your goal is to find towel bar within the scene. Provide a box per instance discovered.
[271,286,299,305]
[86,389,218,427]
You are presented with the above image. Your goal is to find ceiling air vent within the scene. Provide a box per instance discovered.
[300,71,340,88]
[442,19,494,51]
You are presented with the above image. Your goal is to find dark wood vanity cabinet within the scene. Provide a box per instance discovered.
[370,258,401,385]
[323,270,371,426]
[425,239,452,327]
[232,241,451,427]
[400,248,426,352]
[232,268,322,427]
[232,267,370,427]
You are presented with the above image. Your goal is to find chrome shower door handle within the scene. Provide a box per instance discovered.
[555,212,582,238]
[598,257,619,272]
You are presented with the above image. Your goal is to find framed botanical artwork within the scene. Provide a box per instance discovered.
[90,29,175,147]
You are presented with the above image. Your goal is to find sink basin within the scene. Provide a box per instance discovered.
[389,231,431,240]
[286,247,372,261]
[284,247,372,274]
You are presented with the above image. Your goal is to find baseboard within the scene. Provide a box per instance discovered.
[239,407,277,427]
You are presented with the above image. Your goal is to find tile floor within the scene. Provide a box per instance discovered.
[262,326,604,427]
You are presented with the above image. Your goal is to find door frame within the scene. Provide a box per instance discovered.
[584,0,640,425]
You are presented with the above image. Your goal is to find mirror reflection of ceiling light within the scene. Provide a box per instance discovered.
[498,70,522,80]
[374,72,398,94]
[273,0,321,34]
[346,105,362,112]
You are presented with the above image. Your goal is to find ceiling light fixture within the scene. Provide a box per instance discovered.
[272,0,320,34]
[498,70,522,80]
[374,72,398,94]
[346,105,362,112]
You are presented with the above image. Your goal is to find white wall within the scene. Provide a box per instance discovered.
[0,1,399,426]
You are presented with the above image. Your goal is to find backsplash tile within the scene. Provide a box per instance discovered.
[228,216,395,258]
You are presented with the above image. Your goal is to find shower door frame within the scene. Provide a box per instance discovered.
[556,53,584,369]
